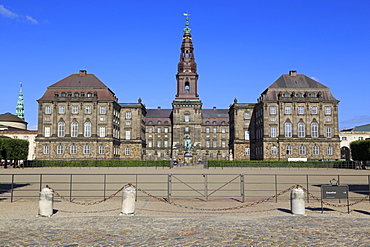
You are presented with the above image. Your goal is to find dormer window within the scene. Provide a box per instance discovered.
[87,92,92,97]
[74,92,79,97]
[283,93,290,98]
[297,93,303,97]
[61,92,66,97]
[309,92,316,97]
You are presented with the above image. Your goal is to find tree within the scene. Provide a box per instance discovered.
[350,140,370,164]
[0,138,29,168]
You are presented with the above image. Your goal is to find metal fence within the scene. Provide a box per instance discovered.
[1,173,369,203]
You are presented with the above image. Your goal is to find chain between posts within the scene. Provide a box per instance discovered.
[47,184,370,210]
[301,187,370,208]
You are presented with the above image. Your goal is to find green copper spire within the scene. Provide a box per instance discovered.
[183,12,191,33]
[16,82,25,121]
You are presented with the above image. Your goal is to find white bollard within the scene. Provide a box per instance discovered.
[290,187,306,215]
[120,186,136,216]
[37,187,54,217]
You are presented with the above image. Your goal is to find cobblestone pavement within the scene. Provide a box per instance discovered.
[1,215,370,246]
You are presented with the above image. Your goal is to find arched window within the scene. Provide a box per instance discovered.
[286,145,292,155]
[70,145,77,154]
[311,123,318,137]
[299,145,306,155]
[71,122,78,137]
[87,92,92,97]
[148,121,153,124]
[285,123,292,137]
[297,92,303,97]
[58,122,65,137]
[56,144,64,154]
[184,81,190,93]
[313,145,319,155]
[74,92,79,97]
[244,112,250,119]
[271,146,277,155]
[298,123,305,137]
[205,121,210,124]
[284,92,290,97]
[84,122,91,137]
[212,121,217,124]
[157,121,161,124]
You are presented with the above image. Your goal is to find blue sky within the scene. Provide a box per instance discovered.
[1,0,369,130]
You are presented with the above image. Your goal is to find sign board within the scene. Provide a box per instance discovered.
[321,185,348,199]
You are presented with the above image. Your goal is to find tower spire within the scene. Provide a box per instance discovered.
[175,12,199,100]
[16,82,25,121]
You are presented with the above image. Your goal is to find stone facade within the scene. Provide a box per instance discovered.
[34,21,341,162]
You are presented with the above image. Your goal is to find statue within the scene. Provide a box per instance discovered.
[185,136,192,154]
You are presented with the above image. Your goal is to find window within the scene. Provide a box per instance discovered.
[298,123,305,137]
[213,141,217,148]
[99,127,106,137]
[206,128,210,133]
[325,107,331,115]
[212,121,217,124]
[157,127,162,133]
[185,126,189,133]
[221,128,226,133]
[299,145,306,155]
[70,145,77,154]
[84,122,91,137]
[99,146,105,154]
[100,117,105,121]
[270,118,276,121]
[148,121,153,124]
[205,121,210,125]
[285,107,291,114]
[58,122,65,137]
[284,92,290,97]
[359,137,364,140]
[125,147,131,155]
[311,107,317,114]
[125,121,131,125]
[222,141,226,148]
[271,146,277,155]
[83,145,90,154]
[59,106,65,114]
[45,117,50,121]
[185,115,190,122]
[270,127,276,137]
[72,106,78,114]
[61,92,66,97]
[328,146,333,155]
[309,92,316,97]
[313,145,319,155]
[244,112,250,119]
[87,92,92,97]
[245,130,250,140]
[164,127,168,133]
[326,128,332,138]
[148,141,153,148]
[100,107,106,114]
[297,93,303,97]
[270,107,276,115]
[74,92,79,97]
[285,123,292,137]
[213,128,217,133]
[85,106,91,114]
[57,145,64,154]
[44,127,50,137]
[245,147,250,156]
[206,140,210,148]
[157,121,161,124]
[126,112,131,119]
[71,122,78,137]
[148,127,153,133]
[311,123,318,137]
[286,145,292,155]
[221,121,226,125]
[298,107,304,115]
[45,106,51,114]
[43,145,49,154]
[342,137,347,141]
[326,118,331,122]
[157,141,161,147]
[164,140,169,147]
[125,130,131,140]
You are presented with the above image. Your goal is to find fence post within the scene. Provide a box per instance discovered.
[39,174,43,192]
[240,174,245,203]
[135,174,138,202]
[103,174,106,199]
[275,174,278,203]
[368,175,370,203]
[203,174,208,201]
[167,174,172,203]
[306,175,309,203]
[69,174,73,201]
[10,174,15,203]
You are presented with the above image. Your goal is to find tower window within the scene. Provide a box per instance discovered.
[184,81,190,93]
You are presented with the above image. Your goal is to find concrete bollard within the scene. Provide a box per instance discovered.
[37,187,54,217]
[120,186,136,216]
[290,187,305,215]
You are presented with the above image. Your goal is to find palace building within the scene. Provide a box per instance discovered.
[35,16,341,162]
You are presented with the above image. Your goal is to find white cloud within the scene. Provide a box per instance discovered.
[310,77,320,82]
[0,5,39,24]
[340,115,370,129]
[28,125,38,130]
[26,15,38,24]
[0,5,19,19]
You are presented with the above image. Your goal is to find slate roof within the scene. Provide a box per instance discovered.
[260,73,338,101]
[345,124,370,132]
[202,109,229,118]
[38,72,118,102]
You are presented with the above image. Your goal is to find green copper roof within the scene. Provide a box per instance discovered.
[183,13,191,33]
[16,82,25,121]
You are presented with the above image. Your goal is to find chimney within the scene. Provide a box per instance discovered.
[157,106,161,109]
[213,107,216,110]
[289,70,297,76]
[79,70,87,76]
